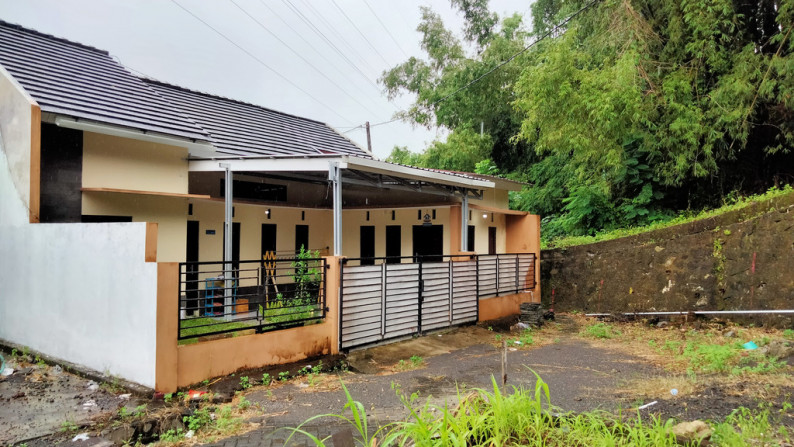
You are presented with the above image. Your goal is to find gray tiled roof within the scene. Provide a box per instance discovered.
[0,20,210,142]
[144,79,371,158]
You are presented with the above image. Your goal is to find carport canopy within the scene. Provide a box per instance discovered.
[188,154,519,256]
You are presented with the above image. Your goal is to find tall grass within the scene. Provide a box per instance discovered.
[286,373,790,446]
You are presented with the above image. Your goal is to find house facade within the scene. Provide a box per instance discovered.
[0,21,540,391]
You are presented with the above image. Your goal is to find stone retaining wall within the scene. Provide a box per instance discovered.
[541,193,794,325]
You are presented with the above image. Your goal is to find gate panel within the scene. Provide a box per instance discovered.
[421,262,451,331]
[341,253,532,350]
[340,265,383,349]
[478,256,497,297]
[498,255,518,295]
[384,263,420,339]
[451,260,478,324]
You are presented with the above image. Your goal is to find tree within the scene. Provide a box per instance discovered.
[382,0,794,238]
[513,0,794,234]
[380,4,534,172]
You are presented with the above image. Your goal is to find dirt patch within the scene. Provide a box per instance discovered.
[0,355,140,445]
[346,325,498,374]
[639,383,794,425]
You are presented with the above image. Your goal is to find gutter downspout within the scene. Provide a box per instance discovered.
[461,191,468,251]
[329,161,342,256]
[221,163,233,322]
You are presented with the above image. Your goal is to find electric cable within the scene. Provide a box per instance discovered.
[170,0,354,125]
[361,0,410,58]
[330,0,392,67]
[229,0,384,117]
[281,0,382,94]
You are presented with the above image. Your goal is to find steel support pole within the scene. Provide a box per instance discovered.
[330,162,343,256]
[222,163,233,322]
[461,192,468,252]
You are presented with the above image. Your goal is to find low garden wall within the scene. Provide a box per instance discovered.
[541,193,794,325]
[155,257,342,392]
[478,292,539,322]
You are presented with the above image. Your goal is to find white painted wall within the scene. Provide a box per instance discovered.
[0,140,159,388]
[0,65,36,219]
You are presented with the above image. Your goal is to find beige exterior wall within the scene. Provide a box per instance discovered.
[82,192,188,262]
[187,200,510,264]
[464,208,506,254]
[473,188,509,209]
[82,132,189,194]
[342,206,451,259]
[190,200,333,263]
[0,66,39,224]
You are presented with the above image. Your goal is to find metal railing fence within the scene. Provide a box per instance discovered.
[178,257,327,341]
[340,253,536,350]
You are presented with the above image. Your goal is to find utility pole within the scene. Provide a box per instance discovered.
[365,121,372,153]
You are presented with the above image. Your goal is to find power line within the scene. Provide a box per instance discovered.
[361,0,410,59]
[170,0,353,125]
[280,0,382,94]
[254,0,384,100]
[228,0,383,117]
[368,0,602,129]
[298,0,381,77]
[342,125,364,134]
[329,0,392,68]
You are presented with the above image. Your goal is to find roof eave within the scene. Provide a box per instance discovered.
[52,115,215,157]
[188,154,495,190]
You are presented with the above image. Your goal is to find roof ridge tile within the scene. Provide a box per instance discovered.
[0,19,109,56]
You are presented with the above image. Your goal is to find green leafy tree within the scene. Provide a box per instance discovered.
[382,0,794,238]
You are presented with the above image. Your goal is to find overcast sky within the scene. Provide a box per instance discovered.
[0,0,531,159]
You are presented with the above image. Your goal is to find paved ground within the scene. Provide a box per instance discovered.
[2,319,662,446]
[199,330,658,446]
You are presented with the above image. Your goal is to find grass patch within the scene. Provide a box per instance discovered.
[395,355,425,371]
[178,317,257,344]
[544,184,794,249]
[153,392,257,446]
[287,375,791,446]
[582,322,620,339]
[507,329,535,347]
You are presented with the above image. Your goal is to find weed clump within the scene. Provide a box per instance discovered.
[286,373,790,446]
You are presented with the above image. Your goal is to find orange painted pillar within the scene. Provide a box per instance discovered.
[449,204,462,255]
[155,262,179,393]
[323,255,342,354]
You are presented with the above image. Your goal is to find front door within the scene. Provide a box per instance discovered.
[412,225,443,262]
[360,226,375,265]
[295,224,309,254]
[186,220,200,314]
[386,225,401,263]
[261,224,277,257]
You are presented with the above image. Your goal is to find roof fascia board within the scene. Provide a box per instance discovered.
[54,116,216,157]
[189,157,346,172]
[344,156,494,189]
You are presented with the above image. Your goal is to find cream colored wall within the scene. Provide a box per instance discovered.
[342,207,451,259]
[472,188,509,209]
[188,202,453,264]
[465,208,506,254]
[82,192,188,262]
[82,132,189,194]
[0,66,37,224]
[190,201,333,263]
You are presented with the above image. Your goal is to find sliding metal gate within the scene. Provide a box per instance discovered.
[339,254,534,350]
